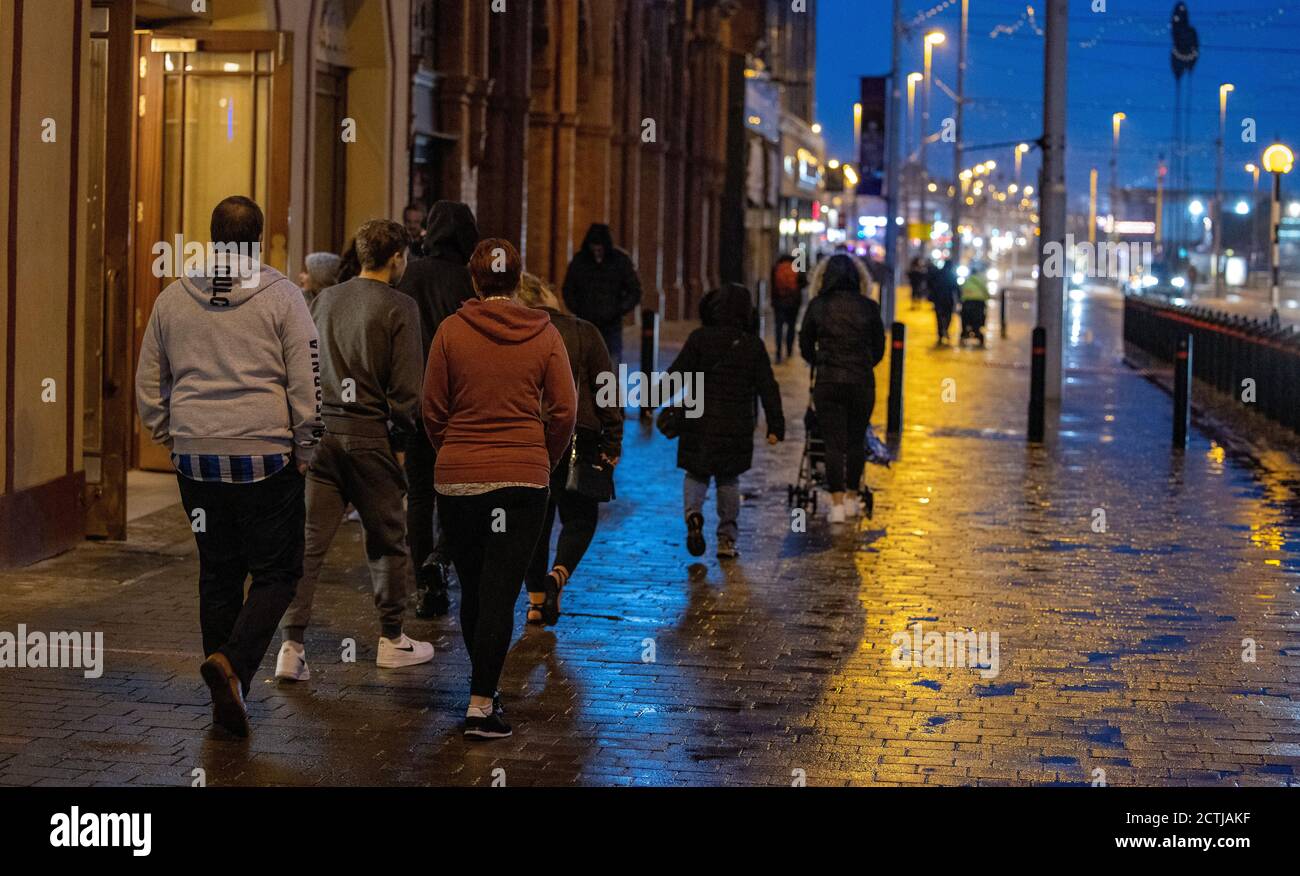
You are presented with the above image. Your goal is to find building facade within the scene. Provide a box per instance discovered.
[0,0,815,567]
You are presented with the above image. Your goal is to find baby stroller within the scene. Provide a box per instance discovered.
[787,369,878,519]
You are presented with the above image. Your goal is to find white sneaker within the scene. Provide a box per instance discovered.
[829,503,846,524]
[376,633,435,668]
[843,495,860,517]
[275,640,310,682]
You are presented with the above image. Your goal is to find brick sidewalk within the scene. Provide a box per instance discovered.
[1,288,1298,786]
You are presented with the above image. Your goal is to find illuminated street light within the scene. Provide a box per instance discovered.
[1263,143,1295,321]
[920,32,946,225]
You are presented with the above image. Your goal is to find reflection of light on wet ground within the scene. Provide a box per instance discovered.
[1069,300,1083,345]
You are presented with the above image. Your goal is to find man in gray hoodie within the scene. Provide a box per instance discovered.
[135,196,323,737]
[274,218,434,683]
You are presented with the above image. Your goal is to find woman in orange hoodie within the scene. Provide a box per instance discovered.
[422,238,577,740]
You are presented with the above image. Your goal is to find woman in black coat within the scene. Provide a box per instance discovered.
[664,283,784,559]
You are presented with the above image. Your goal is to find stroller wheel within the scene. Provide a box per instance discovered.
[811,491,819,514]
[787,484,795,507]
[861,489,874,520]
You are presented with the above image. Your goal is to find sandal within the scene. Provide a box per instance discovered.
[526,595,546,625]
[541,567,569,626]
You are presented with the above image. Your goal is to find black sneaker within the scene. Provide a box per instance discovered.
[716,537,739,559]
[686,512,706,557]
[464,708,512,740]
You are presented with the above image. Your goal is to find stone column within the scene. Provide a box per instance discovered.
[478,1,533,252]
[659,0,689,319]
[572,0,615,250]
[636,2,670,316]
[526,0,579,283]
[608,0,641,262]
[433,0,491,212]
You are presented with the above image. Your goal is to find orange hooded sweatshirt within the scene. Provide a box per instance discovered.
[422,297,577,487]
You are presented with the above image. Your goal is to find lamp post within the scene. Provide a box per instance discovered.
[1263,143,1294,324]
[1109,112,1126,244]
[1245,162,1260,273]
[1012,143,1029,282]
[920,30,945,232]
[1213,83,1234,292]
[906,72,922,234]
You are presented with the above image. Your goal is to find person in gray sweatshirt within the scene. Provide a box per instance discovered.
[274,218,435,682]
[135,196,323,737]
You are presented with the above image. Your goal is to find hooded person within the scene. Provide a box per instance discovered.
[135,195,324,737]
[396,200,481,618]
[959,261,990,346]
[422,238,577,740]
[662,283,784,560]
[561,223,642,363]
[799,253,886,524]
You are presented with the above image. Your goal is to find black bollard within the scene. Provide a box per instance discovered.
[1028,326,1046,442]
[886,321,905,436]
[1172,333,1192,449]
[639,308,659,420]
[999,287,1008,339]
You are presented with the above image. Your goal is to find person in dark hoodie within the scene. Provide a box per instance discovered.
[423,238,576,740]
[274,218,433,683]
[396,200,480,617]
[664,283,784,559]
[517,273,623,626]
[799,253,886,524]
[562,223,642,364]
[135,196,323,737]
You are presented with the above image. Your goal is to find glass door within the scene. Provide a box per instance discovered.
[132,29,292,471]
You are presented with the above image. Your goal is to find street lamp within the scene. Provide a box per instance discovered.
[1246,162,1260,271]
[1214,83,1234,291]
[1010,144,1030,282]
[1110,112,1126,242]
[906,72,922,233]
[920,31,945,228]
[1262,142,1294,323]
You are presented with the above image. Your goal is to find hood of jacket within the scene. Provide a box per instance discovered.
[579,223,615,259]
[423,200,479,263]
[179,253,289,308]
[810,253,871,299]
[456,297,553,344]
[700,283,754,330]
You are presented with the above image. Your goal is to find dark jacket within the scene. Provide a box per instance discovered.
[928,260,960,309]
[562,223,642,332]
[799,254,886,386]
[540,306,623,461]
[665,284,784,478]
[310,277,423,444]
[397,200,479,357]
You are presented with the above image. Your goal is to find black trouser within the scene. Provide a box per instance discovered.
[601,323,624,365]
[404,429,450,584]
[438,487,549,698]
[813,381,874,494]
[773,303,799,360]
[935,301,955,341]
[524,456,600,593]
[176,465,305,695]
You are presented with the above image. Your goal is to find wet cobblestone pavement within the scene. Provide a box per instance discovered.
[2,289,1299,787]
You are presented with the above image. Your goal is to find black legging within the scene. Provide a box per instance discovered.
[438,487,548,697]
[525,456,600,593]
[403,430,438,573]
[814,381,874,494]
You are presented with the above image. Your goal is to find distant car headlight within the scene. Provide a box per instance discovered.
[1142,274,1158,288]
[1071,271,1085,286]
[1171,276,1186,289]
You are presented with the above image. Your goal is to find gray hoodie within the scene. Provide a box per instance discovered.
[135,255,324,466]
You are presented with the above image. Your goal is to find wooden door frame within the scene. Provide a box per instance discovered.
[130,28,293,470]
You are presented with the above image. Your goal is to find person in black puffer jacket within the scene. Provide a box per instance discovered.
[395,200,480,618]
[665,283,784,560]
[562,223,642,364]
[799,253,886,524]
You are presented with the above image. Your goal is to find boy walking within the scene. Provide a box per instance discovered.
[275,219,434,681]
[136,196,323,737]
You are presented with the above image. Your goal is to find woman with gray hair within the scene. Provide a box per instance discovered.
[298,252,341,304]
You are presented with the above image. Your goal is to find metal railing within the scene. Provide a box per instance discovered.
[1123,293,1300,433]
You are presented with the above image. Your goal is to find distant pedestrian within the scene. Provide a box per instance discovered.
[770,253,807,363]
[298,252,340,305]
[929,258,960,344]
[402,202,427,260]
[396,200,481,618]
[423,239,577,740]
[516,273,622,626]
[275,219,434,682]
[907,254,930,308]
[800,253,885,524]
[135,195,322,737]
[959,261,990,347]
[664,283,784,560]
[562,223,642,364]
